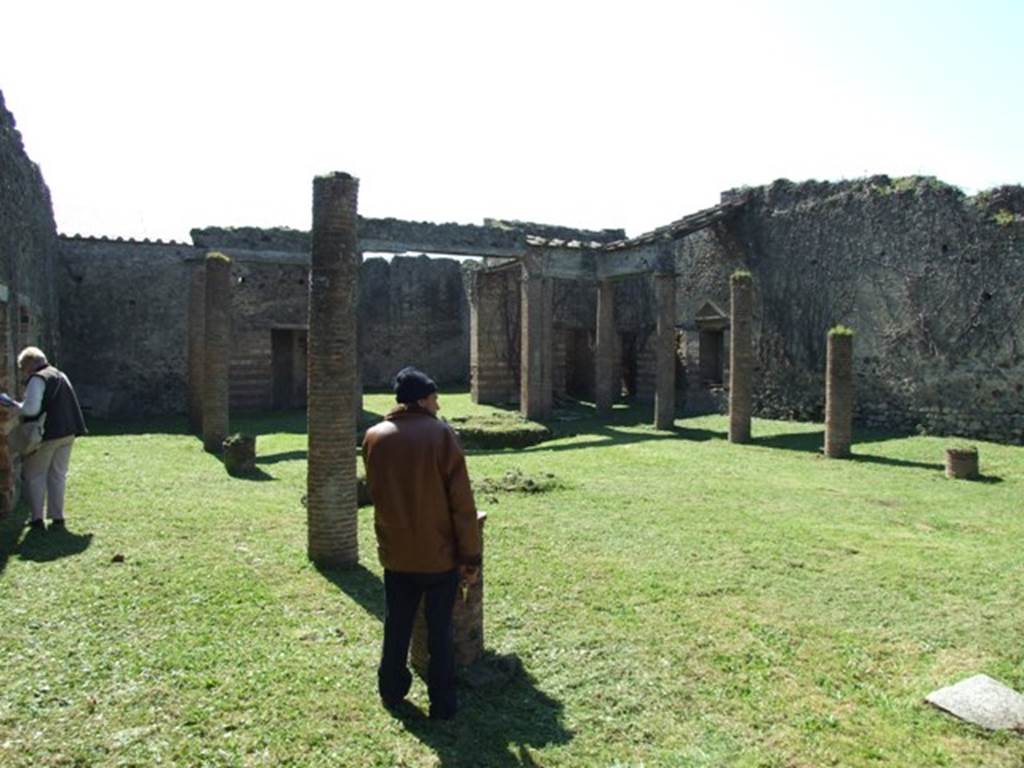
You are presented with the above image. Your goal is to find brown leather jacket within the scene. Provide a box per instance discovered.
[362,404,481,573]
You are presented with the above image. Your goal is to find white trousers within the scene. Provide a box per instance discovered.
[23,436,75,522]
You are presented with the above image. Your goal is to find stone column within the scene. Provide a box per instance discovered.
[186,261,206,434]
[653,272,676,430]
[412,512,487,677]
[306,172,360,567]
[594,279,615,416]
[470,267,520,405]
[728,270,754,443]
[824,327,854,458]
[520,258,552,421]
[201,252,231,453]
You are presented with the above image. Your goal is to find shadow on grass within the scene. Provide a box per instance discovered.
[256,450,308,465]
[0,511,93,575]
[849,453,945,472]
[394,663,573,767]
[470,421,726,456]
[750,429,976,473]
[317,563,384,622]
[228,466,277,481]
[316,563,572,765]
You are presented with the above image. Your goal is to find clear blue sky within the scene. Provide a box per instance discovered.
[1,0,1021,242]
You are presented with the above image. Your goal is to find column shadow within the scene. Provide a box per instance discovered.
[315,563,573,765]
[316,563,385,622]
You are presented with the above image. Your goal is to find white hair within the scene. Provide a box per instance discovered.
[17,346,47,370]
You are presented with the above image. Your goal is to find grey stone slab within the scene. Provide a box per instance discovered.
[926,674,1024,731]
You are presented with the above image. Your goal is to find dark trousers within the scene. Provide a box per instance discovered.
[379,569,459,717]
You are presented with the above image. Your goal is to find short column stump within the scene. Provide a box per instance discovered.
[945,447,979,480]
[411,511,487,677]
[223,434,256,476]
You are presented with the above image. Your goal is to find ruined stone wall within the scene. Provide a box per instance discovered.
[57,238,474,417]
[688,177,1024,443]
[58,237,195,417]
[0,90,61,512]
[359,255,470,388]
[0,90,60,366]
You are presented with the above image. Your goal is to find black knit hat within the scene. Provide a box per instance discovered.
[393,366,437,404]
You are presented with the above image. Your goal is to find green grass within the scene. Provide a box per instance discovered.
[1,392,1023,767]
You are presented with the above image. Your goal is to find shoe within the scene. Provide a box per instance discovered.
[49,519,65,530]
[27,519,45,530]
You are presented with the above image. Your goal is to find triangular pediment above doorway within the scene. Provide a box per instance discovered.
[696,300,727,321]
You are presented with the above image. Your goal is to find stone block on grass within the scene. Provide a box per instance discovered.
[926,674,1024,731]
[223,434,256,476]
[945,446,979,479]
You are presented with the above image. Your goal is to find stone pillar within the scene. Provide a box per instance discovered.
[470,267,519,405]
[186,262,206,434]
[653,273,676,430]
[201,252,231,453]
[594,279,615,415]
[945,447,979,479]
[728,270,754,443]
[520,259,552,421]
[306,172,360,567]
[412,512,487,677]
[824,327,854,458]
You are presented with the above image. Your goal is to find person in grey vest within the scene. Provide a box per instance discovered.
[10,347,87,530]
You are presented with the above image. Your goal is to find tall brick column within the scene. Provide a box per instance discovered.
[824,327,854,458]
[728,270,754,443]
[594,279,616,415]
[201,252,231,453]
[306,172,360,567]
[653,272,676,430]
[186,261,206,434]
[520,257,552,421]
[412,512,487,676]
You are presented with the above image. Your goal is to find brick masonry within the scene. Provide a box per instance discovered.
[201,253,231,452]
[520,256,554,420]
[306,173,359,567]
[411,512,487,677]
[653,273,676,429]
[824,332,853,458]
[469,265,520,405]
[594,280,616,414]
[728,273,753,443]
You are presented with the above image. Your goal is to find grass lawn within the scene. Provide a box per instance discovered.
[1,391,1022,767]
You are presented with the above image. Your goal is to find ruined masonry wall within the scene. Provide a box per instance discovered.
[0,91,59,364]
[57,238,473,417]
[0,90,61,511]
[693,177,1024,444]
[58,238,194,417]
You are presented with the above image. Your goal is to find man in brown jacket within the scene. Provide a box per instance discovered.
[362,367,481,720]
